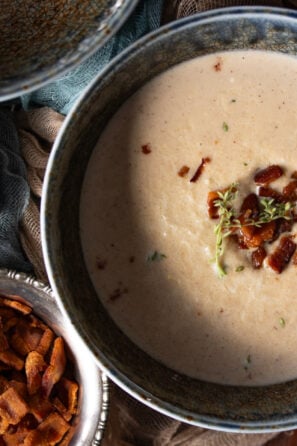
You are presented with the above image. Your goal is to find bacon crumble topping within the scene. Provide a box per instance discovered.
[208,164,297,274]
[0,295,79,445]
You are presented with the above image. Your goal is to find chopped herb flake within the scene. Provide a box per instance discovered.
[279,317,286,328]
[231,99,236,103]
[235,265,245,272]
[243,162,248,166]
[147,251,167,262]
[222,122,229,132]
[243,354,252,370]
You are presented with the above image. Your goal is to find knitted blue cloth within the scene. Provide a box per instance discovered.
[21,0,163,115]
[0,110,32,272]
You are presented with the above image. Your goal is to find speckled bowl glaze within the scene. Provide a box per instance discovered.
[0,0,137,101]
[0,269,109,445]
[42,7,297,433]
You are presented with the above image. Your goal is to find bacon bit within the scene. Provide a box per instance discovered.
[141,143,152,154]
[0,297,32,315]
[251,246,267,269]
[258,186,284,203]
[283,180,297,200]
[58,425,76,446]
[190,157,210,183]
[0,320,9,352]
[28,394,53,423]
[25,351,46,395]
[292,250,297,265]
[35,328,54,357]
[53,378,79,422]
[42,337,66,399]
[267,236,297,273]
[291,170,297,179]
[109,287,128,301]
[272,218,293,242]
[207,190,220,219]
[0,387,29,426]
[23,412,70,446]
[239,221,276,249]
[10,322,43,356]
[0,350,24,371]
[207,185,237,219]
[213,57,223,71]
[254,165,283,185]
[240,193,260,218]
[96,258,107,270]
[178,165,190,177]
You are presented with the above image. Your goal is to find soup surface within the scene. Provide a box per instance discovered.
[80,50,297,386]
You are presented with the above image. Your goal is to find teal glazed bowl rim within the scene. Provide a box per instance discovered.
[42,6,297,433]
[0,0,138,101]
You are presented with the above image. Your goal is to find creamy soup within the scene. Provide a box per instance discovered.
[80,50,297,386]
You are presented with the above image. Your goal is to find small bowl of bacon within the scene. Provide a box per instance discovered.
[0,268,108,445]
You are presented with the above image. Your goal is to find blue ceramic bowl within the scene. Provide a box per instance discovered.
[0,0,137,101]
[42,7,297,433]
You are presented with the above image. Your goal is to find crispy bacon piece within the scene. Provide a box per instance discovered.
[3,414,38,446]
[267,236,296,273]
[283,180,297,200]
[178,165,190,177]
[251,246,267,269]
[141,143,151,154]
[23,412,70,446]
[240,193,260,217]
[0,297,32,315]
[238,221,276,249]
[254,165,283,185]
[258,186,284,202]
[42,338,66,399]
[0,387,29,426]
[10,321,43,356]
[28,394,53,423]
[207,190,220,219]
[0,350,24,371]
[53,378,78,421]
[25,351,47,395]
[35,328,54,357]
[190,157,210,183]
[0,319,9,352]
[272,218,294,242]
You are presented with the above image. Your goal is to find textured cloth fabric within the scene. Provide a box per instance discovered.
[0,109,31,273]
[21,0,164,115]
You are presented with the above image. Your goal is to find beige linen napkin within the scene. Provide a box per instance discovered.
[15,1,297,444]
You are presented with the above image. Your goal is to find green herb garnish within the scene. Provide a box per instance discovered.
[213,185,294,277]
[147,251,167,262]
[243,354,252,370]
[279,317,286,328]
[235,265,245,272]
[222,122,229,132]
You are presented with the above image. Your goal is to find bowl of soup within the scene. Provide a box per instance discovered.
[0,268,108,445]
[41,6,297,432]
[0,0,137,101]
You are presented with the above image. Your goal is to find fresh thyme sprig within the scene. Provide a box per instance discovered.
[213,184,238,277]
[212,185,294,277]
